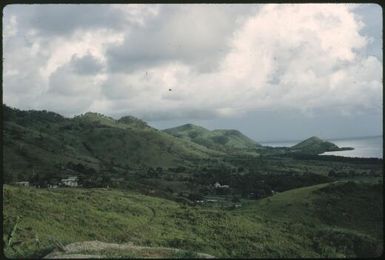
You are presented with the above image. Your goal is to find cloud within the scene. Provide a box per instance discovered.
[3,4,382,121]
[47,62,103,97]
[70,54,104,75]
[4,4,159,36]
[106,4,258,73]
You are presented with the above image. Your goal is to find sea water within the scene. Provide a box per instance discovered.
[320,136,382,159]
[260,136,383,159]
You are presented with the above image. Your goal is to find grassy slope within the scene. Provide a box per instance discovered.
[290,136,347,154]
[3,181,383,258]
[236,181,383,257]
[45,241,215,258]
[3,107,224,182]
[163,124,260,151]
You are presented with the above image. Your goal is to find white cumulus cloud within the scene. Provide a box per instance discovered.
[3,4,382,120]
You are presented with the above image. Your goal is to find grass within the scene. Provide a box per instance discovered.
[3,180,383,258]
[3,107,225,184]
[163,124,260,151]
[45,240,211,258]
[237,181,383,238]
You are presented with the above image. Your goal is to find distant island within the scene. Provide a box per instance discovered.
[289,136,354,155]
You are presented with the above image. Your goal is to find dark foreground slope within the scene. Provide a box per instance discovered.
[237,181,383,257]
[3,180,382,258]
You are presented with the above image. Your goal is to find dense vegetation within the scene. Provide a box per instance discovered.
[3,181,382,258]
[291,136,353,155]
[3,105,223,184]
[163,124,261,152]
[2,105,383,258]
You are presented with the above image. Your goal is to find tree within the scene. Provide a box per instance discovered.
[231,195,240,203]
[328,170,336,177]
[101,175,111,186]
[156,167,163,175]
[29,171,41,185]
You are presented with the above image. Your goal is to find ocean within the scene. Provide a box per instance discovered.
[260,136,383,159]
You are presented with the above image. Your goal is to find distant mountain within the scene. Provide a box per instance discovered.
[291,136,353,155]
[163,124,261,151]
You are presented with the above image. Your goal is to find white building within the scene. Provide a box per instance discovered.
[214,182,230,189]
[61,176,78,187]
[15,181,29,187]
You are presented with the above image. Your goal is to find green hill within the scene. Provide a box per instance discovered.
[73,112,151,130]
[235,180,383,257]
[3,181,382,258]
[3,105,223,184]
[290,136,353,155]
[163,124,261,152]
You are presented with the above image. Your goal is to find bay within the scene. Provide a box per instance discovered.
[260,136,383,159]
[320,136,382,159]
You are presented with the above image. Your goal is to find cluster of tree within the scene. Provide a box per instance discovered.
[3,104,65,126]
[168,166,186,173]
[133,167,166,178]
[146,167,164,177]
[80,175,112,188]
[288,153,382,164]
[328,169,380,178]
[66,162,97,175]
[25,168,64,187]
[191,169,332,198]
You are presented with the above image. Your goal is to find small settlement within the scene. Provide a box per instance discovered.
[60,176,78,187]
[14,176,79,188]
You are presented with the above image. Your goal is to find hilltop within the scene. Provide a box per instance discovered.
[3,105,223,184]
[290,136,353,155]
[163,124,261,152]
[74,112,151,130]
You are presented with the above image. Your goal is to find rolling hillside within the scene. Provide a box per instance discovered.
[3,181,382,258]
[3,105,223,183]
[235,180,383,257]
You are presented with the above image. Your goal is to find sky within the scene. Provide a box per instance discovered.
[3,4,383,142]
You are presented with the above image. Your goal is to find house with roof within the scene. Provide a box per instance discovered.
[60,176,78,187]
[213,182,230,188]
[15,181,29,187]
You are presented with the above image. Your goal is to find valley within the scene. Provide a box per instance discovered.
[2,105,383,258]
